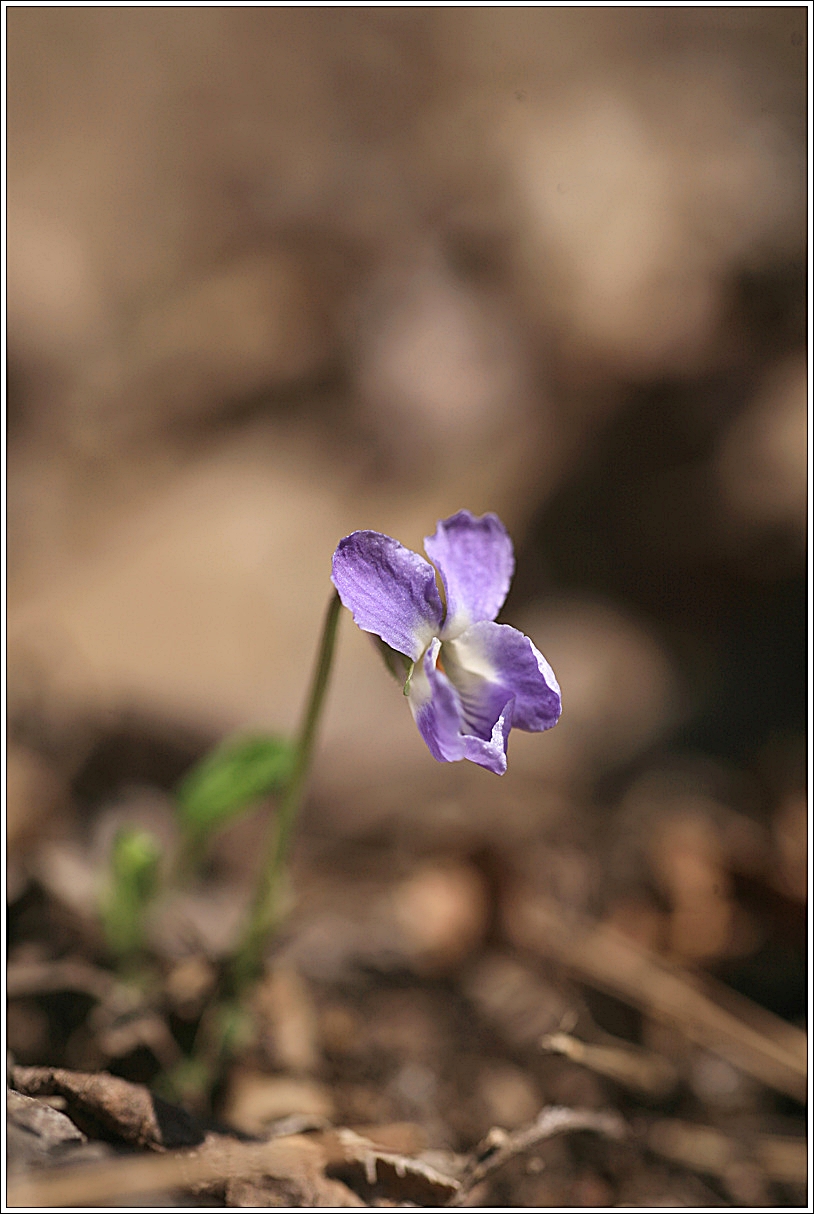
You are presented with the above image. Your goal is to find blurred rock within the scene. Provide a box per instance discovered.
[475,1063,540,1129]
[716,356,807,546]
[508,599,679,783]
[31,841,100,922]
[6,743,65,853]
[355,245,536,467]
[6,1002,51,1064]
[390,861,490,974]
[648,807,736,961]
[164,956,217,1020]
[82,247,338,447]
[689,1050,757,1112]
[771,792,807,904]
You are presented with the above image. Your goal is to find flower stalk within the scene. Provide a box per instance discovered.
[229,589,342,999]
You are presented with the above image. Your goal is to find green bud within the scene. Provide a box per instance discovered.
[100,827,161,958]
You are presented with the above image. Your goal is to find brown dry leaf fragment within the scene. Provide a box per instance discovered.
[7,1089,87,1170]
[347,1122,428,1156]
[324,1127,461,1205]
[6,1131,362,1209]
[225,1172,365,1208]
[224,1067,334,1135]
[225,1177,304,1207]
[253,963,321,1073]
[10,1065,204,1150]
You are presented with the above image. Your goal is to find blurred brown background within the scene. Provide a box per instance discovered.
[6,7,807,1033]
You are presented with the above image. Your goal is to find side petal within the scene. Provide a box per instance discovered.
[409,639,511,774]
[443,621,561,733]
[408,639,466,763]
[332,531,443,661]
[424,510,515,637]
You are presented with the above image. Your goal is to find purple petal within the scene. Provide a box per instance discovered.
[409,639,466,763]
[461,700,513,775]
[424,510,515,637]
[409,639,511,774]
[443,621,561,733]
[332,531,443,661]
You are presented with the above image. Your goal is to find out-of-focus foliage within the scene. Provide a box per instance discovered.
[100,827,161,958]
[176,734,295,842]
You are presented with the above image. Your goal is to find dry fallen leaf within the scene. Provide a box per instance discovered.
[7,1089,87,1166]
[324,1127,462,1205]
[10,1065,205,1151]
[6,1131,360,1208]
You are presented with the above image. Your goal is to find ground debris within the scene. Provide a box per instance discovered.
[323,1126,462,1205]
[646,1117,808,1191]
[450,1105,628,1206]
[7,1089,88,1166]
[541,1030,679,1098]
[10,1065,205,1151]
[505,891,808,1101]
[5,1130,362,1209]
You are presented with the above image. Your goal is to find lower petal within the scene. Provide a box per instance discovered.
[462,700,513,775]
[409,639,512,774]
[443,621,561,733]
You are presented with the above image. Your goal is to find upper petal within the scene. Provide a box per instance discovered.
[332,531,443,660]
[409,638,511,775]
[424,511,515,637]
[443,621,561,733]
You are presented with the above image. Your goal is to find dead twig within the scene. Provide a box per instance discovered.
[448,1105,627,1206]
[646,1118,808,1188]
[541,1031,679,1098]
[7,958,117,1002]
[506,893,807,1101]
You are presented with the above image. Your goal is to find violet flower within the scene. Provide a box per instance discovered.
[331,510,561,774]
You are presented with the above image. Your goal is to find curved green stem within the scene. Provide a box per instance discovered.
[229,590,342,999]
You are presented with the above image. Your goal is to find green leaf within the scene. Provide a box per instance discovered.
[100,827,161,958]
[176,733,296,839]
